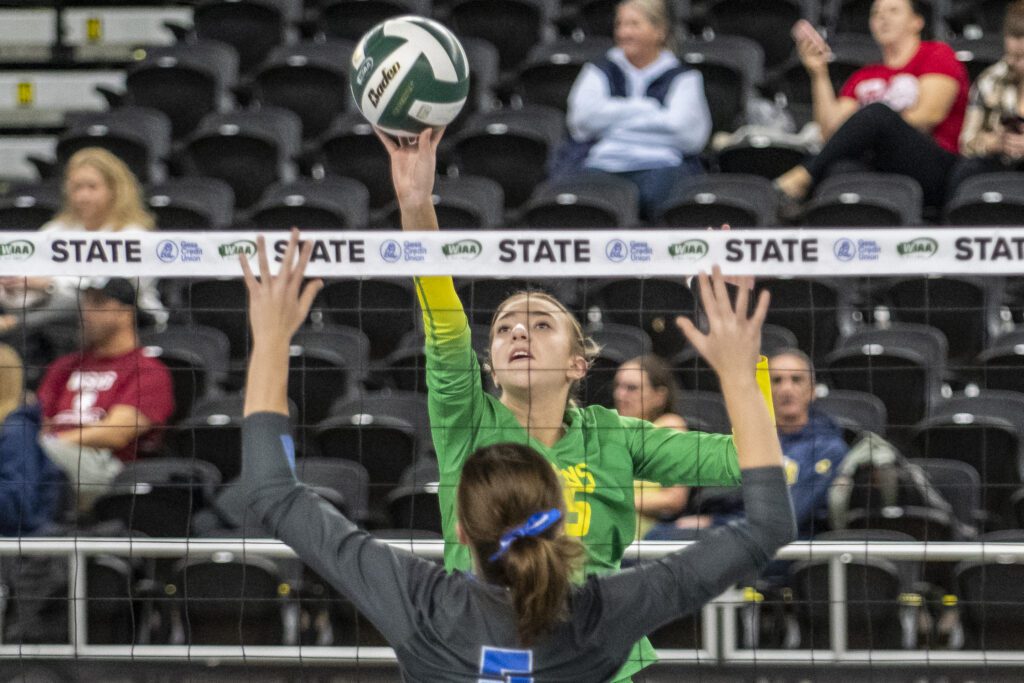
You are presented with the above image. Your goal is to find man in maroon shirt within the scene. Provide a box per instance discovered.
[36,278,173,507]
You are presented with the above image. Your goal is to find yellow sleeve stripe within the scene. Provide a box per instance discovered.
[414,276,467,342]
[756,355,775,425]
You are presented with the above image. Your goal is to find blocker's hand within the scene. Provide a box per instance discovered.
[376,126,444,208]
[676,265,769,384]
[240,228,323,348]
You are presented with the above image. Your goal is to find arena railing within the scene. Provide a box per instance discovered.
[2,539,1024,665]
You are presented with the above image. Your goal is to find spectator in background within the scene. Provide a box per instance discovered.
[952,0,1024,186]
[646,349,847,541]
[562,0,712,221]
[0,147,164,334]
[35,278,173,509]
[613,355,688,538]
[0,344,64,536]
[774,0,970,210]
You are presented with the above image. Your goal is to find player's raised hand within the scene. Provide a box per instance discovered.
[376,126,444,208]
[240,228,323,348]
[675,265,769,386]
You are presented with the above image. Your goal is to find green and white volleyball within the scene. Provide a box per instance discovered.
[350,16,470,137]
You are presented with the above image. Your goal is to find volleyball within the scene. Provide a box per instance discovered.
[349,16,470,138]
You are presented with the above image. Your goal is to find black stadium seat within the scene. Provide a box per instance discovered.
[0,182,61,231]
[122,41,238,140]
[776,33,878,109]
[318,0,431,42]
[814,389,888,441]
[949,35,1004,82]
[706,0,813,69]
[448,0,554,71]
[252,40,356,142]
[314,279,418,359]
[680,34,765,135]
[945,172,1024,226]
[140,324,231,424]
[656,173,778,227]
[800,172,923,226]
[956,530,1024,649]
[182,107,302,209]
[318,112,394,210]
[247,177,371,230]
[977,330,1024,393]
[519,173,640,228]
[192,0,303,75]
[147,177,235,230]
[514,37,613,112]
[58,107,172,184]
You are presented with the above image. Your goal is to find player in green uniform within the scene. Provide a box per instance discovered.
[378,127,773,680]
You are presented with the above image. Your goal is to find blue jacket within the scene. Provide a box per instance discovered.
[0,405,64,536]
[707,408,848,539]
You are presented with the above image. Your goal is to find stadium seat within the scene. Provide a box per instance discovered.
[976,329,1024,393]
[93,458,222,538]
[566,0,619,38]
[314,278,418,359]
[139,324,232,424]
[775,33,878,108]
[680,34,765,135]
[590,322,654,359]
[588,278,696,358]
[671,324,798,393]
[714,137,810,179]
[147,177,235,230]
[825,0,943,39]
[294,457,371,526]
[944,172,1024,225]
[445,36,501,137]
[246,177,371,230]
[86,556,140,645]
[122,41,238,140]
[814,389,888,441]
[513,37,613,112]
[0,181,61,230]
[754,278,847,364]
[192,0,302,75]
[450,105,565,210]
[847,505,957,542]
[519,173,640,228]
[173,394,299,482]
[387,459,442,533]
[790,529,920,650]
[185,278,251,366]
[800,172,924,226]
[875,276,1002,362]
[956,529,1024,649]
[911,458,982,536]
[58,107,172,184]
[578,323,653,409]
[318,0,431,42]
[329,390,432,455]
[675,390,731,434]
[317,112,394,210]
[949,35,1004,82]
[910,390,1024,528]
[656,173,778,227]
[448,0,555,71]
[382,174,505,229]
[706,0,814,70]
[251,40,355,141]
[288,327,370,429]
[824,323,948,433]
[962,0,1017,34]
[172,554,287,645]
[455,277,576,326]
[182,107,301,209]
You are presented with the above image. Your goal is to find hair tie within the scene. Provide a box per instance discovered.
[488,508,562,563]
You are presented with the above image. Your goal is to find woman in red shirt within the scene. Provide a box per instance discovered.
[775,0,970,210]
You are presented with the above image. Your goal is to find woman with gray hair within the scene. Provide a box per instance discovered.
[563,0,711,221]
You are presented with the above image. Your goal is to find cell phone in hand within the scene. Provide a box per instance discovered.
[791,19,832,58]
[1000,112,1024,134]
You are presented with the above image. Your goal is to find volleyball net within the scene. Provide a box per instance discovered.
[1,227,1024,672]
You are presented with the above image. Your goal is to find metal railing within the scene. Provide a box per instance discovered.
[2,538,1023,665]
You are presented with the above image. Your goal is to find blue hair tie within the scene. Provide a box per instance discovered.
[488,508,562,563]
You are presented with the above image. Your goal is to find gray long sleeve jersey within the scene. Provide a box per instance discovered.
[239,412,796,682]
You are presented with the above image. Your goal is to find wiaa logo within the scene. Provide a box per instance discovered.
[668,239,708,260]
[218,240,257,258]
[605,239,627,263]
[442,239,481,260]
[896,237,938,258]
[355,57,375,86]
[0,240,34,260]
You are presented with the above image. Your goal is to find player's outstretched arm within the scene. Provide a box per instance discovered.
[241,229,323,417]
[377,127,444,233]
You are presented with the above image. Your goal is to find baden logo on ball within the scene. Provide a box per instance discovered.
[350,16,471,139]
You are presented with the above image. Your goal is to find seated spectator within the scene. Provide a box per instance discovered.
[35,278,173,509]
[0,344,64,536]
[613,355,688,537]
[562,0,711,221]
[774,0,970,210]
[0,147,164,334]
[952,1,1024,186]
[646,349,847,541]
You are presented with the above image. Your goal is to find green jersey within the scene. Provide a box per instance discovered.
[416,276,743,679]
